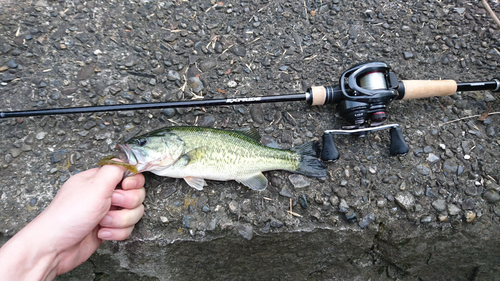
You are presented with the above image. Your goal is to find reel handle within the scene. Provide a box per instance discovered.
[389,127,409,156]
[321,133,340,162]
[400,80,457,100]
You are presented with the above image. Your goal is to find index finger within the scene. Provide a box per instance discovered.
[122,173,146,190]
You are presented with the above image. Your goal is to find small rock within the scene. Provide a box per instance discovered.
[443,159,459,174]
[483,190,500,203]
[447,204,461,216]
[199,60,217,72]
[182,216,192,228]
[416,164,431,175]
[10,148,21,158]
[377,197,387,208]
[236,223,253,240]
[231,45,246,57]
[427,153,440,163]
[421,215,433,223]
[299,195,308,209]
[270,218,283,228]
[288,174,310,188]
[188,76,204,93]
[438,214,448,222]
[462,198,475,210]
[432,199,446,212]
[228,200,239,215]
[7,59,18,68]
[160,216,169,223]
[403,51,414,59]
[339,199,349,213]
[227,80,237,88]
[345,210,357,223]
[52,150,66,163]
[465,211,476,223]
[395,192,415,211]
[167,70,180,81]
[310,208,322,220]
[83,120,97,130]
[359,213,375,229]
[279,185,293,198]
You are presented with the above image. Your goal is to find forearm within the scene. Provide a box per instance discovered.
[0,222,59,281]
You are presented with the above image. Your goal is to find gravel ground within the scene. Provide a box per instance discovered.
[1,0,500,280]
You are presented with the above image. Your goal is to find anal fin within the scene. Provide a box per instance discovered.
[184,176,206,190]
[236,173,268,191]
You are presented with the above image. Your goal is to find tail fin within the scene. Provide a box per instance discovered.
[291,141,327,177]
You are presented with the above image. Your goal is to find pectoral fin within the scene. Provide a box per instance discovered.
[236,173,268,191]
[184,147,207,165]
[184,176,207,190]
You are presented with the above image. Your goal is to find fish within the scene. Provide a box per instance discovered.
[99,126,327,191]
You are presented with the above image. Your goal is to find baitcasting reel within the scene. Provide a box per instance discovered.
[304,62,499,161]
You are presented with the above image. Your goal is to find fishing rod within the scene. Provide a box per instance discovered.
[1,62,499,161]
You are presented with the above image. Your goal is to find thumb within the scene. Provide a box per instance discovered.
[90,163,127,197]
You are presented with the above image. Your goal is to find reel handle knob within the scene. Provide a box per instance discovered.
[321,132,340,162]
[389,127,409,156]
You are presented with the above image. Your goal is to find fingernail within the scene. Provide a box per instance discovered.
[99,230,112,239]
[124,179,137,189]
[112,192,124,204]
[101,215,113,226]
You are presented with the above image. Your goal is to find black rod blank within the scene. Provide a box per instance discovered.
[0,93,307,118]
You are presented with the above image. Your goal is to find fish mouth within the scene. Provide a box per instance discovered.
[116,144,138,165]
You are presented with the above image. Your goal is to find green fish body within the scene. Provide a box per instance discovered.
[108,126,326,191]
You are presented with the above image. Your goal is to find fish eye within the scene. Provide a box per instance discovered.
[136,138,147,147]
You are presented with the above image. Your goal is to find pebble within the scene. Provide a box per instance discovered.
[7,59,18,68]
[188,76,204,93]
[231,45,246,57]
[52,151,67,163]
[359,213,375,229]
[236,223,253,240]
[432,199,446,212]
[228,200,239,215]
[447,204,461,216]
[299,195,308,209]
[270,218,283,228]
[345,210,357,223]
[199,60,217,72]
[462,198,475,210]
[377,197,387,208]
[288,174,310,188]
[403,51,414,59]
[279,185,293,198]
[416,164,431,175]
[483,190,500,203]
[167,70,180,81]
[427,153,440,163]
[160,216,169,223]
[339,199,349,213]
[182,216,192,228]
[227,80,237,88]
[395,192,415,211]
[465,211,476,223]
[443,159,458,174]
[420,215,432,223]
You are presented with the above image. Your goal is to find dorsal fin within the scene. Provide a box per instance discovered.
[234,127,261,142]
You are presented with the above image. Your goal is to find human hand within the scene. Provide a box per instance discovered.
[0,163,146,280]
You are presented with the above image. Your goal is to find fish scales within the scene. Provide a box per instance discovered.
[99,126,326,191]
[172,127,299,179]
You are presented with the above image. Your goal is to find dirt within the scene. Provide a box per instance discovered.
[0,0,500,280]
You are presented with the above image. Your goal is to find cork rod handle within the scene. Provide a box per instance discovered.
[401,80,457,100]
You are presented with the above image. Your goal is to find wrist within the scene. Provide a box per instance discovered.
[0,220,60,280]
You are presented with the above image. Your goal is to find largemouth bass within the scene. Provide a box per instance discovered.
[99,126,327,191]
